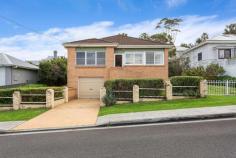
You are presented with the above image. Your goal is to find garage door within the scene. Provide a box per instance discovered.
[78,78,104,99]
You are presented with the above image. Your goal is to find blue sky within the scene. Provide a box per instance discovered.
[0,0,236,60]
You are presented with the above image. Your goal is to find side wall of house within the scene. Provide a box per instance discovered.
[11,68,38,85]
[0,67,6,86]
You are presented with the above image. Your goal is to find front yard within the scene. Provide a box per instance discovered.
[99,96,236,116]
[0,108,48,122]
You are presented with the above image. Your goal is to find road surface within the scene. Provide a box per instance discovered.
[1,118,236,158]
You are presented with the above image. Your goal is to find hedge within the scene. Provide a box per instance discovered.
[170,76,203,97]
[104,79,165,100]
[0,87,64,105]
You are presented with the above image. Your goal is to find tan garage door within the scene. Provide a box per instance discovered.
[78,78,104,99]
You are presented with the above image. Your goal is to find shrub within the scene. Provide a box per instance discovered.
[216,75,236,81]
[170,76,203,97]
[104,79,165,99]
[182,63,225,80]
[39,57,67,86]
[0,87,63,105]
[102,90,116,106]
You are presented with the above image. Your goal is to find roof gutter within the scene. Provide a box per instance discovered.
[117,45,173,49]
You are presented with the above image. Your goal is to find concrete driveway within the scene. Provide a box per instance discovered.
[14,99,100,130]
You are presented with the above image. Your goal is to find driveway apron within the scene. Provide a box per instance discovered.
[14,99,100,130]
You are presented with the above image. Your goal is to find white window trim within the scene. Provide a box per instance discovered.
[76,51,105,66]
[124,51,164,66]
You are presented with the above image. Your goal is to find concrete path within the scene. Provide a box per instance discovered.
[97,105,236,126]
[14,99,100,130]
[0,121,25,131]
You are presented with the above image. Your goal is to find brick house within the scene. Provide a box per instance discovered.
[63,35,172,100]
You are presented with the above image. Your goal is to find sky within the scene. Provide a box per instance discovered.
[0,0,236,60]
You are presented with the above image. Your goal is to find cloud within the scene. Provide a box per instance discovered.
[0,15,235,60]
[166,0,187,7]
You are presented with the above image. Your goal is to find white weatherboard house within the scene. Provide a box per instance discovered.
[181,34,236,76]
[0,53,39,86]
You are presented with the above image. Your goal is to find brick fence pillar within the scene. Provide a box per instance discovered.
[100,87,106,107]
[133,85,139,103]
[64,87,69,103]
[46,89,54,108]
[13,91,21,110]
[200,80,208,97]
[165,80,173,100]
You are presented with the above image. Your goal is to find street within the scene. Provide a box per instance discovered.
[1,119,236,158]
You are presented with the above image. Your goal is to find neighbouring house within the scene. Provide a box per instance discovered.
[180,34,236,76]
[0,53,39,86]
[63,34,172,99]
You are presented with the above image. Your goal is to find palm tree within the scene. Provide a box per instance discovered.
[224,23,236,34]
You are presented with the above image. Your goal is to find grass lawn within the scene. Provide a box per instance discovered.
[0,108,48,122]
[99,96,236,116]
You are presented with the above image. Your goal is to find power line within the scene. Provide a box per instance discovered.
[0,14,39,33]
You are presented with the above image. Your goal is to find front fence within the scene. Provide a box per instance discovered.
[207,80,236,96]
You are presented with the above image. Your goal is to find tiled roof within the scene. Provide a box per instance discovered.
[101,35,169,45]
[0,53,39,70]
[64,34,171,46]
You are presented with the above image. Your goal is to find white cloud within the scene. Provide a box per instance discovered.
[0,15,235,60]
[166,0,187,8]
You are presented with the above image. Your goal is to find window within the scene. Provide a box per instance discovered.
[97,52,105,65]
[76,51,105,66]
[125,53,144,65]
[124,51,164,65]
[87,52,95,65]
[115,55,122,67]
[198,52,202,61]
[218,49,231,59]
[146,52,154,64]
[76,52,85,65]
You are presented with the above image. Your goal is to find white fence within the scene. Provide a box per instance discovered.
[207,80,236,96]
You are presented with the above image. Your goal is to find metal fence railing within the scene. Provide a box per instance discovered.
[207,80,236,96]
[139,87,165,98]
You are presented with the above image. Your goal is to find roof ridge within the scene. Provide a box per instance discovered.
[2,53,13,65]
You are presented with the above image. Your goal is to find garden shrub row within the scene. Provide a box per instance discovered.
[0,87,64,105]
[170,76,203,97]
[104,79,165,100]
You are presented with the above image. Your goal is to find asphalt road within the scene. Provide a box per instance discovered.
[1,119,236,158]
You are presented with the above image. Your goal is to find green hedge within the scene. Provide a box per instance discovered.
[0,87,64,105]
[170,76,203,97]
[104,79,165,100]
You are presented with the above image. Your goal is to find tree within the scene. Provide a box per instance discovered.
[195,32,209,45]
[118,33,128,36]
[169,58,190,77]
[180,43,194,48]
[39,57,67,86]
[224,23,236,34]
[156,18,183,43]
[139,33,150,40]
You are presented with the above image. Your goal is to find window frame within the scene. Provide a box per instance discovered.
[76,51,105,66]
[124,51,164,66]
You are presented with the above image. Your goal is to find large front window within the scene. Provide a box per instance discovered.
[76,52,105,66]
[218,49,231,59]
[125,51,164,65]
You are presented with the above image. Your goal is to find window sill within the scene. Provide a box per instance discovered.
[75,65,106,68]
[123,65,165,67]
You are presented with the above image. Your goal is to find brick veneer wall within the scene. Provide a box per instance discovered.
[67,47,169,99]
